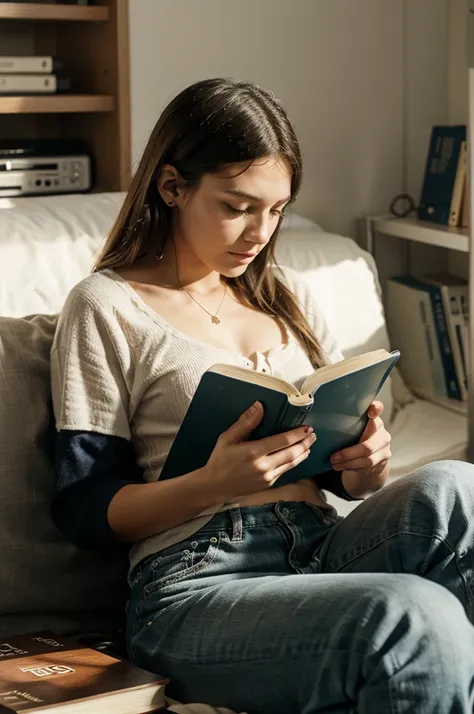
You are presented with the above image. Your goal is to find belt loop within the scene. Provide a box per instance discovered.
[229,507,243,542]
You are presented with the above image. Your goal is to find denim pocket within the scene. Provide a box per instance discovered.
[143,533,222,595]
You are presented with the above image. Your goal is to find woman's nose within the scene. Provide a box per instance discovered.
[246,218,270,245]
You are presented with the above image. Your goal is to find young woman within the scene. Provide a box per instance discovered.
[51,78,474,714]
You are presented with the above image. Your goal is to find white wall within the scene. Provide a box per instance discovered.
[129,0,448,237]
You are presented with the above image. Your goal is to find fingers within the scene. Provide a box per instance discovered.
[268,431,317,470]
[360,414,384,441]
[331,427,391,472]
[268,444,314,485]
[368,401,384,419]
[221,401,265,444]
[254,424,314,458]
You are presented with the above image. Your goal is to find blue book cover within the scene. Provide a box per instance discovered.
[160,349,400,487]
[418,125,466,224]
[390,276,461,400]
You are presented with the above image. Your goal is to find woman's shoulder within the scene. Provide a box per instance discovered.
[61,269,125,315]
[56,269,168,359]
[55,269,148,352]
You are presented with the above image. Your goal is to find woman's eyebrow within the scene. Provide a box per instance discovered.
[224,189,291,206]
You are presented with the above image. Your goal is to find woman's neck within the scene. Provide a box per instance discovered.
[158,236,223,295]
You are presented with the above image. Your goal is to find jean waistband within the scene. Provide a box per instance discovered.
[197,501,340,540]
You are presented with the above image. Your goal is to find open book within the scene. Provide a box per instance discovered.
[160,348,400,487]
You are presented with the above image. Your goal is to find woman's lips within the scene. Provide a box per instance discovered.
[228,251,258,262]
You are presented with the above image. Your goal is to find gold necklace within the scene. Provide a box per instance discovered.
[177,278,227,325]
[162,240,227,324]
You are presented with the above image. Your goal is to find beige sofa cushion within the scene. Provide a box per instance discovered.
[0,313,128,637]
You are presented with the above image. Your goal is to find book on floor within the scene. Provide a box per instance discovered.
[0,631,168,713]
[160,348,400,486]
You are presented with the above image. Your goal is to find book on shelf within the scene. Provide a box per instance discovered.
[449,140,467,227]
[0,75,70,95]
[386,276,468,404]
[423,274,469,399]
[0,631,168,713]
[418,125,466,226]
[160,349,400,486]
[461,173,470,228]
[0,57,64,75]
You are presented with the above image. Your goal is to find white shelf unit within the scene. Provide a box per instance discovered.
[373,217,469,252]
[372,68,474,460]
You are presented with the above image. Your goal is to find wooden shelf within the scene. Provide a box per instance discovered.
[0,3,109,22]
[0,94,114,114]
[374,216,469,252]
[0,0,130,191]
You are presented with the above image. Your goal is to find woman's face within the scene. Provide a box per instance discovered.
[173,156,292,277]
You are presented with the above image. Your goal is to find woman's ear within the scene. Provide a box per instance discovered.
[156,164,185,207]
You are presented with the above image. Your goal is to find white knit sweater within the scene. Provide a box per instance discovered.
[51,265,343,574]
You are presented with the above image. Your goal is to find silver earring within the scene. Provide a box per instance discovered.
[155,249,164,261]
[167,200,173,206]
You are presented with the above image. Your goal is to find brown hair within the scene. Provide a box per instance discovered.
[94,78,325,367]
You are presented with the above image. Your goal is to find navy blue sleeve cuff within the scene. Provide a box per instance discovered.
[51,430,144,551]
[314,469,363,501]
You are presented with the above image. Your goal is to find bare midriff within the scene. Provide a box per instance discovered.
[237,477,329,509]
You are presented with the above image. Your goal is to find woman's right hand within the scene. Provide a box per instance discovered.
[201,401,316,502]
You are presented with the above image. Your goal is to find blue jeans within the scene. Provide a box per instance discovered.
[126,461,474,713]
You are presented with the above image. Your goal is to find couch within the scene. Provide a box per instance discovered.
[0,192,468,643]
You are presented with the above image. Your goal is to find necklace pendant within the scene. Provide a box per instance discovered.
[211,315,220,325]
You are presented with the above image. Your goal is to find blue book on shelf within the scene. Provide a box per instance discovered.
[391,276,462,400]
[160,349,400,487]
[418,125,466,225]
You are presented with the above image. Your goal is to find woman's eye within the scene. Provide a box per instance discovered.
[224,203,247,217]
[223,203,286,220]
[271,209,286,219]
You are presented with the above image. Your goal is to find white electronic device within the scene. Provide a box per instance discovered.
[0,154,92,197]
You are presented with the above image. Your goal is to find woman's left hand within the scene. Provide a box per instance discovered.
[330,401,391,498]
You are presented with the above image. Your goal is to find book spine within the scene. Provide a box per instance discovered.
[455,323,468,388]
[386,279,447,399]
[427,286,462,400]
[449,140,467,226]
[0,56,54,74]
[449,290,469,393]
[276,401,313,432]
[417,290,447,398]
[418,125,466,225]
[0,74,57,94]
[439,285,468,400]
[461,171,470,228]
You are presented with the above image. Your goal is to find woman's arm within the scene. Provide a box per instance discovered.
[107,470,222,542]
[52,430,220,548]
[53,405,315,548]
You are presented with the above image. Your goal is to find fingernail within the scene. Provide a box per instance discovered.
[305,426,314,434]
[310,433,317,442]
[331,453,341,463]
[248,401,260,414]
